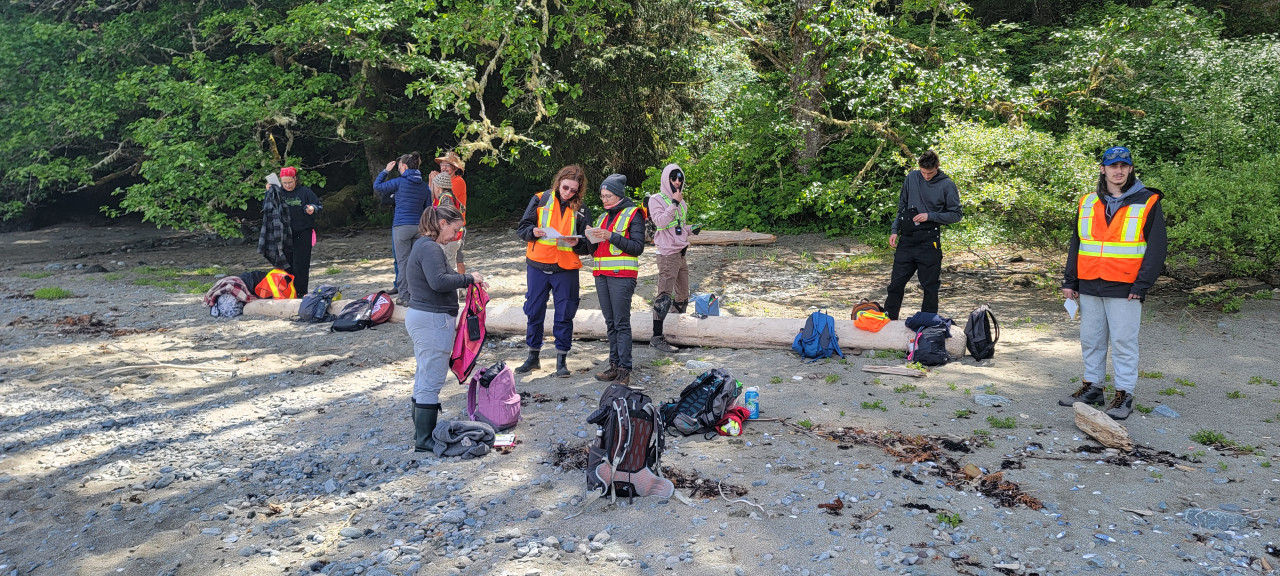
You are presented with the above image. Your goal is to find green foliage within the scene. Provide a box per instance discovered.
[935,512,963,528]
[1149,154,1280,276]
[32,286,73,299]
[893,384,919,394]
[797,418,814,429]
[1190,429,1227,446]
[1226,390,1246,400]
[325,267,342,276]
[1138,371,1164,379]
[769,376,783,384]
[19,272,52,279]
[825,374,840,384]
[1157,387,1185,397]
[937,120,1113,248]
[1249,376,1278,387]
[954,409,973,419]
[986,415,1016,429]
[1134,403,1154,414]
[861,400,887,411]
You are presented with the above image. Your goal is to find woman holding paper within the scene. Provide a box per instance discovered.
[587,174,646,386]
[514,165,593,377]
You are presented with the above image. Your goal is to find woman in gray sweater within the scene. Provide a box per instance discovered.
[406,205,487,452]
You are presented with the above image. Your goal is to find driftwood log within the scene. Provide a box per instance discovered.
[1073,402,1134,451]
[242,299,967,355]
[687,230,776,246]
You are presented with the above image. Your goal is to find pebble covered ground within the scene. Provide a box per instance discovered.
[1,222,1279,576]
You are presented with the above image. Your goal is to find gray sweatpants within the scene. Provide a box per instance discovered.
[1078,294,1143,393]
[392,225,419,298]
[405,308,456,404]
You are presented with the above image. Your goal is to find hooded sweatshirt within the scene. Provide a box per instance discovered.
[649,163,691,256]
[374,168,431,227]
[1062,180,1167,299]
[890,169,963,235]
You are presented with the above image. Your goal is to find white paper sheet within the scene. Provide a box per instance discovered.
[1064,298,1079,319]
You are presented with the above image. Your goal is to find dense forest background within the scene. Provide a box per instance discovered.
[1,0,1277,277]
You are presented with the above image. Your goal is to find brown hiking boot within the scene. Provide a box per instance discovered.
[1105,390,1134,420]
[595,364,619,382]
[614,367,632,387]
[1058,381,1105,407]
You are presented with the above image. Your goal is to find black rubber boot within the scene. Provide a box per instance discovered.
[514,349,541,374]
[554,352,570,378]
[412,402,440,453]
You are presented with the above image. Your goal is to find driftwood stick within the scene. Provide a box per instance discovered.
[719,480,766,514]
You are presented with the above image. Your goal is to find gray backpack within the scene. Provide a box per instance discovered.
[660,369,744,438]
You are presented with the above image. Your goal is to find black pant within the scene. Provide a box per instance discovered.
[884,229,942,320]
[595,275,636,369]
[284,228,313,296]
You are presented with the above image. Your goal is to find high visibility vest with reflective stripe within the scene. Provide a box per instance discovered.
[592,207,639,277]
[525,191,582,270]
[256,268,296,299]
[1076,193,1154,283]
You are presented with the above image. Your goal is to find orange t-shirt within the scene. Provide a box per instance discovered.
[452,176,468,226]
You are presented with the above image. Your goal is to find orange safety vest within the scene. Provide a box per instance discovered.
[525,191,582,270]
[1075,193,1155,284]
[592,207,640,277]
[255,268,297,299]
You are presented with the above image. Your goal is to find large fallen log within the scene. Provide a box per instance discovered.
[687,230,776,246]
[243,299,966,356]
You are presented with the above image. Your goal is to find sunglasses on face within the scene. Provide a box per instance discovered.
[669,172,685,182]
[559,183,579,193]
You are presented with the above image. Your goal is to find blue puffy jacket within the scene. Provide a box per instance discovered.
[374,169,431,227]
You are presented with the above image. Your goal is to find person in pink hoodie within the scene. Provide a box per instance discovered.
[647,164,691,353]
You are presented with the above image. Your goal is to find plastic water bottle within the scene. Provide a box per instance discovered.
[744,387,759,419]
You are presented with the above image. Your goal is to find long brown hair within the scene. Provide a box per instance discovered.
[548,165,586,212]
[419,205,463,240]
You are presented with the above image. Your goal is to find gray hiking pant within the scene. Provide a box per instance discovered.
[1078,294,1142,393]
[392,225,419,298]
[595,275,637,369]
[406,308,456,404]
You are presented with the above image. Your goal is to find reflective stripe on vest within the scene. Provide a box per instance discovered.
[592,207,639,273]
[525,191,582,270]
[652,192,686,231]
[1076,193,1153,282]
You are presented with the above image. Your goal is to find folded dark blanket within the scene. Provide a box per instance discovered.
[432,420,495,459]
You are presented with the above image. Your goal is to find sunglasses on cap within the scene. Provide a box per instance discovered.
[1102,147,1132,165]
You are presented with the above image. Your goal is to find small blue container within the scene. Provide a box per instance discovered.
[744,387,759,419]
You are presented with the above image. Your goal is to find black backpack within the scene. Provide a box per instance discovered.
[908,325,951,366]
[330,291,394,332]
[661,369,744,438]
[297,286,340,323]
[964,304,1000,360]
[586,384,668,500]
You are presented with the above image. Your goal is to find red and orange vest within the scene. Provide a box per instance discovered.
[1075,193,1155,284]
[525,191,582,270]
[592,207,640,278]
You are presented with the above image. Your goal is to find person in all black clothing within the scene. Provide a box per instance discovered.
[883,150,963,320]
[274,166,323,296]
[513,165,593,377]
[585,174,646,386]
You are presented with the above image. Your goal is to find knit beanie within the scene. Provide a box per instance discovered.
[432,171,453,192]
[600,173,626,196]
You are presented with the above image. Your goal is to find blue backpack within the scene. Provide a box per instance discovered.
[792,310,843,360]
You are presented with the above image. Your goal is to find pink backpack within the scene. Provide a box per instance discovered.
[450,285,489,383]
[466,361,521,431]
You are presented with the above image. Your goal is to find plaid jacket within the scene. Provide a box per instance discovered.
[258,185,293,268]
[203,276,257,307]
